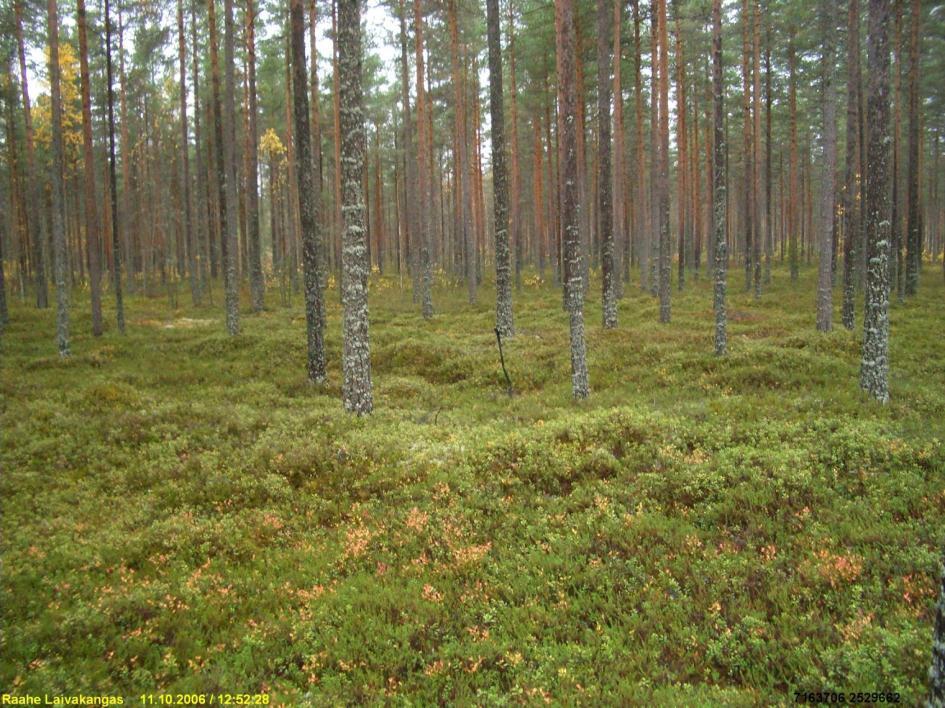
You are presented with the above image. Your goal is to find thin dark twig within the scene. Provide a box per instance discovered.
[494,327,514,398]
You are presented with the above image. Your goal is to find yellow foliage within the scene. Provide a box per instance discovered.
[259,128,286,157]
[33,42,83,169]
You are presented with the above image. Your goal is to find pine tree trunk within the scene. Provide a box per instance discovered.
[46,0,70,355]
[842,0,861,329]
[176,0,199,308]
[413,0,434,318]
[338,0,373,414]
[904,0,921,295]
[14,0,49,309]
[656,0,671,323]
[290,0,327,382]
[597,0,617,327]
[398,0,419,297]
[76,0,103,334]
[816,0,838,332]
[712,0,727,356]
[508,2,523,291]
[486,0,514,336]
[752,0,762,298]
[556,0,590,399]
[788,33,799,282]
[104,0,125,332]
[243,0,264,311]
[860,0,891,404]
[675,9,687,292]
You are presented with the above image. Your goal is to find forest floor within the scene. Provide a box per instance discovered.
[2,264,945,704]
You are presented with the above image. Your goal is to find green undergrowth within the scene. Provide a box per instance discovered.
[2,265,944,704]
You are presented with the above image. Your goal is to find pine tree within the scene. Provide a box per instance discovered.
[556,0,590,399]
[656,0,671,323]
[46,0,70,356]
[842,0,862,330]
[290,0,327,383]
[711,0,727,356]
[339,0,373,414]
[860,0,892,403]
[77,0,103,335]
[414,0,433,319]
[598,0,617,328]
[486,0,514,337]
[14,0,49,309]
[246,0,264,312]
[816,0,838,332]
[904,0,921,295]
[178,0,199,307]
[104,0,125,332]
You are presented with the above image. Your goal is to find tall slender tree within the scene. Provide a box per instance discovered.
[816,0,838,332]
[339,0,373,414]
[77,0,103,334]
[46,0,69,355]
[104,0,124,332]
[556,0,590,399]
[842,0,862,330]
[598,0,617,328]
[860,0,891,403]
[246,0,264,311]
[656,0,671,322]
[14,0,48,309]
[178,0,199,307]
[290,0,327,383]
[221,0,241,334]
[712,0,727,356]
[904,0,921,295]
[413,0,433,319]
[486,0,514,337]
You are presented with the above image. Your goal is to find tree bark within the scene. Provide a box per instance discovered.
[598,0,617,327]
[904,0,921,295]
[46,0,70,356]
[14,0,49,309]
[860,0,891,404]
[77,0,103,334]
[556,0,590,399]
[712,0,727,356]
[486,0,514,336]
[816,0,838,332]
[290,0,327,382]
[339,0,373,414]
[413,0,434,318]
[245,0,264,311]
[657,0,671,322]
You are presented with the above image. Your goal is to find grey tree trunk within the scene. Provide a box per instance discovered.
[712,0,727,356]
[904,0,921,296]
[77,0,103,335]
[104,0,124,333]
[842,0,861,330]
[816,0,838,332]
[247,0,264,312]
[413,0,433,319]
[859,0,891,404]
[397,0,418,297]
[657,0,671,323]
[14,0,49,310]
[221,0,241,335]
[290,0,327,383]
[46,0,69,356]
[177,0,199,307]
[486,0,514,337]
[556,0,590,399]
[339,0,373,414]
[597,0,617,329]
